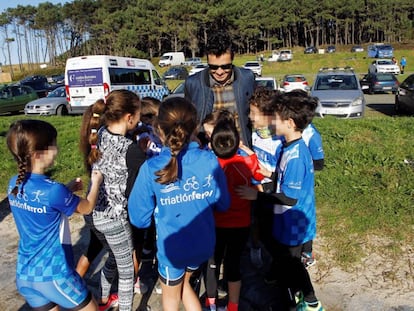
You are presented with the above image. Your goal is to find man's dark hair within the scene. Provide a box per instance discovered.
[206,30,235,59]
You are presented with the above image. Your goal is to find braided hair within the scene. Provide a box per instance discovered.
[6,119,57,196]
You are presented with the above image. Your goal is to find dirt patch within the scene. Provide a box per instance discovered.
[1,197,414,310]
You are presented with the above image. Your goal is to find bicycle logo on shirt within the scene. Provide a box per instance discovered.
[183,176,199,191]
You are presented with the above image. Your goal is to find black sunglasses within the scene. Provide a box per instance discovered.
[208,63,233,71]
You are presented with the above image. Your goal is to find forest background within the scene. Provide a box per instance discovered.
[0,0,413,78]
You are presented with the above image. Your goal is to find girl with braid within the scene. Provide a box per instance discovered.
[128,97,230,311]
[79,89,146,311]
[6,119,103,311]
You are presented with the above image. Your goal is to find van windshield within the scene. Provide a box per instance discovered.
[109,68,151,85]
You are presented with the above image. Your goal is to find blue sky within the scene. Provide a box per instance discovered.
[0,1,70,65]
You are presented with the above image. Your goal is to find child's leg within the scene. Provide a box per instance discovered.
[203,256,218,307]
[182,271,202,311]
[160,281,183,311]
[76,228,103,277]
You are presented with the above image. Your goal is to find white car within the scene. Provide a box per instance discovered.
[369,59,400,75]
[278,50,293,62]
[267,50,280,62]
[255,77,278,90]
[281,74,309,93]
[243,61,262,76]
[189,63,208,75]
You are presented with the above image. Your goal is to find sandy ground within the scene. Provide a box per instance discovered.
[1,197,414,311]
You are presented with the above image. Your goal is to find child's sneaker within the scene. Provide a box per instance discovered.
[250,247,264,268]
[98,293,119,311]
[301,252,316,268]
[153,279,162,294]
[296,300,325,311]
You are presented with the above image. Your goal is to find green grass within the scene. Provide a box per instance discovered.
[2,47,414,268]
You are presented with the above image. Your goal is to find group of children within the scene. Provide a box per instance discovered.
[6,86,325,311]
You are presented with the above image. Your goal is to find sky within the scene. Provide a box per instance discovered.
[0,1,70,66]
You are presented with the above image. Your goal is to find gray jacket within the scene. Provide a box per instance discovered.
[184,66,255,147]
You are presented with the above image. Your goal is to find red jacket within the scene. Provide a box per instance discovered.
[214,153,262,228]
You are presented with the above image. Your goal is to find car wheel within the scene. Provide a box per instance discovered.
[56,105,68,116]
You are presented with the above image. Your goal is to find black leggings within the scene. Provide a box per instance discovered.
[204,227,250,298]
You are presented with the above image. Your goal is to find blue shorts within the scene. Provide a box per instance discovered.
[158,262,198,286]
[16,272,91,310]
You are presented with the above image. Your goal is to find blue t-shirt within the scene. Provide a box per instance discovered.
[272,139,316,246]
[302,123,324,161]
[128,141,230,268]
[8,173,80,281]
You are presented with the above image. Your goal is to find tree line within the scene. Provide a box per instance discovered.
[0,0,413,73]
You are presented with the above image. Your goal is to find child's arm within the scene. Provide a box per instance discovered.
[235,185,297,206]
[76,170,103,215]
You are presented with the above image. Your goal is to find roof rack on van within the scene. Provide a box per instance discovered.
[319,66,354,72]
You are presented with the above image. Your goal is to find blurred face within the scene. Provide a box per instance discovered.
[203,122,214,140]
[207,52,233,84]
[249,105,273,130]
[35,144,58,170]
[274,113,290,137]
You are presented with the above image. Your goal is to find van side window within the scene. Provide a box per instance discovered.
[109,68,151,85]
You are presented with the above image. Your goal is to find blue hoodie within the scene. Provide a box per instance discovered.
[128,141,230,268]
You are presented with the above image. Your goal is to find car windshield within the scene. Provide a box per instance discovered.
[245,62,259,67]
[376,74,395,81]
[378,45,392,50]
[316,75,358,90]
[378,60,393,65]
[47,88,65,97]
[286,76,305,82]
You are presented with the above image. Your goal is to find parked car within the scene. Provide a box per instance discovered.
[267,50,280,62]
[255,77,278,90]
[182,57,202,66]
[310,67,365,118]
[0,84,38,114]
[351,45,364,52]
[304,46,318,54]
[367,43,394,58]
[20,75,59,98]
[326,45,336,53]
[24,86,68,116]
[47,74,65,84]
[165,82,185,99]
[281,74,309,93]
[395,74,414,114]
[243,61,262,76]
[189,63,208,75]
[278,50,293,62]
[359,73,399,94]
[369,59,400,75]
[162,66,188,80]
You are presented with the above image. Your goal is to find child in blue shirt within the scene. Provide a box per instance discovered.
[128,97,230,311]
[237,91,325,311]
[7,119,102,311]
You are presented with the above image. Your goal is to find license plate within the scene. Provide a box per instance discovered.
[322,108,347,115]
[383,87,392,90]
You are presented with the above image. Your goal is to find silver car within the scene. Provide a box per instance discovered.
[24,86,68,115]
[310,67,365,118]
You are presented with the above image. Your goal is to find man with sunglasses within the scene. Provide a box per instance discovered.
[184,30,255,147]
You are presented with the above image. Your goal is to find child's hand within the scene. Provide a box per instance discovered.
[238,142,254,155]
[66,177,83,192]
[258,163,272,178]
[90,170,103,186]
[235,185,258,200]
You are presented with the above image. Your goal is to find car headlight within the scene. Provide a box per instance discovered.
[352,97,364,106]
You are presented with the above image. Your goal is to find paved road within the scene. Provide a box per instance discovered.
[364,92,395,117]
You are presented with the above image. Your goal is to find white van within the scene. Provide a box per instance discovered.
[65,55,170,114]
[158,52,185,67]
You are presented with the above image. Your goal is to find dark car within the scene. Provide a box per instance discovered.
[20,75,60,98]
[326,45,336,53]
[304,46,318,54]
[360,73,399,94]
[163,66,188,80]
[0,84,38,114]
[395,74,414,114]
[351,45,364,52]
